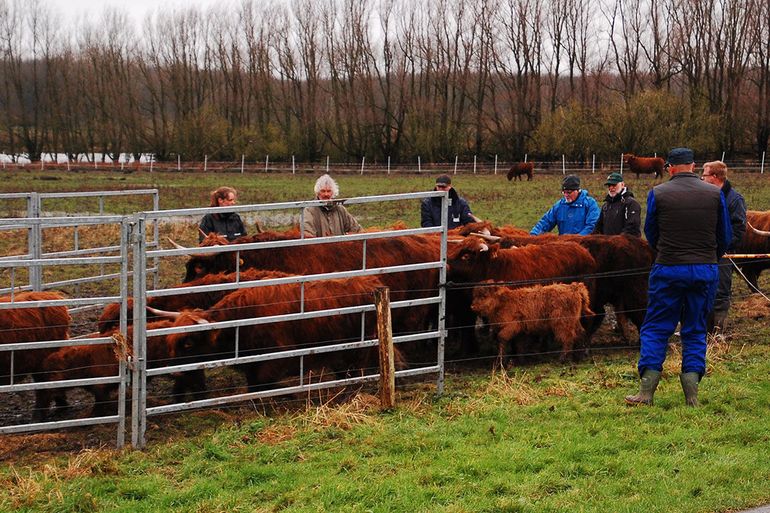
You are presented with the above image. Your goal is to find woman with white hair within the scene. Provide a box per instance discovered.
[302,174,361,237]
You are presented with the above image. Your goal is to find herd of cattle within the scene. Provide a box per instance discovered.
[1,210,769,423]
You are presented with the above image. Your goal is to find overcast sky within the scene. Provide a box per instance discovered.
[47,0,227,25]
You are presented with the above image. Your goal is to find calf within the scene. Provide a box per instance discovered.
[472,282,593,363]
[37,320,205,418]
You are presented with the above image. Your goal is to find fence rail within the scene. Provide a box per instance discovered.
[0,190,450,449]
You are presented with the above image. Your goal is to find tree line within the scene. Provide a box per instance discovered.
[1,0,768,163]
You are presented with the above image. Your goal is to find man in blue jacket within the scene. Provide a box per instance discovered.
[421,174,480,229]
[530,175,600,235]
[626,148,731,408]
[701,160,746,335]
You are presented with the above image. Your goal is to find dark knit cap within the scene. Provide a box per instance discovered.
[561,175,580,190]
[435,174,452,185]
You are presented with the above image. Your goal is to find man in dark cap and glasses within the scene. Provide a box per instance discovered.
[626,147,731,408]
[530,174,600,235]
[421,174,480,229]
[593,172,641,236]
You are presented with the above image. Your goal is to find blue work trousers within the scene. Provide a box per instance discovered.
[638,263,719,377]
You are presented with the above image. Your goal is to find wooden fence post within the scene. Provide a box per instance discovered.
[374,287,395,409]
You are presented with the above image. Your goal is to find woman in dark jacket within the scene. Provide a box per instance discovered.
[199,186,247,242]
[594,172,641,237]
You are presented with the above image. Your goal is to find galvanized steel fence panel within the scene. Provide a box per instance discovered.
[130,191,449,448]
[0,217,132,447]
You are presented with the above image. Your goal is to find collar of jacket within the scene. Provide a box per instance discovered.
[562,189,589,206]
[605,187,632,203]
[432,187,460,203]
[722,179,732,196]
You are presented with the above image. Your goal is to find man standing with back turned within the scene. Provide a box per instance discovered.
[625,148,731,407]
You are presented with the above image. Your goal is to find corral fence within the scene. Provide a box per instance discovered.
[0,189,160,294]
[0,216,132,446]
[0,191,449,449]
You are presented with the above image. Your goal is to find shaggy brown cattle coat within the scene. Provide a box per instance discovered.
[622,154,664,178]
[497,232,653,334]
[732,210,770,289]
[506,162,534,181]
[447,238,598,287]
[0,291,70,383]
[181,229,442,344]
[166,275,406,392]
[472,282,593,362]
[97,269,293,333]
[35,320,205,417]
[0,291,71,419]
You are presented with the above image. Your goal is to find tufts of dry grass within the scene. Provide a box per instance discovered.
[299,392,381,431]
[478,367,540,405]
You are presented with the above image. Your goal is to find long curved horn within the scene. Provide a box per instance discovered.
[146,306,181,319]
[198,227,208,238]
[72,331,102,339]
[748,221,770,237]
[471,232,501,242]
[167,238,188,250]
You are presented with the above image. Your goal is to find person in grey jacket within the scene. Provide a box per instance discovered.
[302,174,361,237]
[701,160,747,335]
[593,172,641,237]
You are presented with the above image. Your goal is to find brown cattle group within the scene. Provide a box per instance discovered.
[3,208,769,421]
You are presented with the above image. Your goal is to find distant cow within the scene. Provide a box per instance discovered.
[507,162,534,181]
[622,153,664,178]
[731,210,770,290]
[472,282,593,363]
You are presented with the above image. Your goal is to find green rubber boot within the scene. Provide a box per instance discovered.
[625,369,661,406]
[680,372,701,407]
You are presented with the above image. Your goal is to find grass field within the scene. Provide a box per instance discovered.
[1,169,770,513]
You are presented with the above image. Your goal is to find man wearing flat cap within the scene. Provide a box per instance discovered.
[626,147,731,408]
[530,174,600,235]
[593,172,641,237]
[421,174,480,229]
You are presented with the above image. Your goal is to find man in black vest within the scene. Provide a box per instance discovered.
[625,148,731,407]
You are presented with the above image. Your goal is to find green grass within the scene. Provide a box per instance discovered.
[1,169,770,512]
[2,339,770,512]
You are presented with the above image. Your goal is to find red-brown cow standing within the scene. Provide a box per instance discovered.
[447,237,598,288]
[0,291,71,418]
[98,269,293,333]
[622,153,665,179]
[506,162,534,181]
[447,238,598,357]
[472,282,593,363]
[731,210,770,290]
[180,229,442,351]
[496,232,654,335]
[164,275,407,394]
